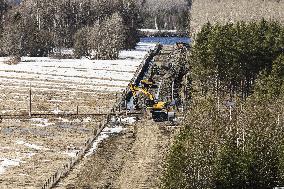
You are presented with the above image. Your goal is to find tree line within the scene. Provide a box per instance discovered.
[137,0,191,32]
[162,20,284,188]
[191,20,284,99]
[0,0,140,59]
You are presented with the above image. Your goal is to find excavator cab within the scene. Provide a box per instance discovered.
[152,101,166,110]
[128,83,175,122]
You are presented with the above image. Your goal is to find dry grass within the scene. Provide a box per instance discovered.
[4,57,21,65]
[190,0,284,34]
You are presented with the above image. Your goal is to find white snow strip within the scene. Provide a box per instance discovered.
[85,126,126,157]
[0,43,156,95]
[58,117,70,122]
[16,140,43,150]
[138,28,177,33]
[31,118,54,127]
[85,133,109,157]
[0,158,21,175]
[120,117,137,125]
[51,107,62,115]
[62,150,81,158]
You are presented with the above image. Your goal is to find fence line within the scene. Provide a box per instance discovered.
[40,44,161,189]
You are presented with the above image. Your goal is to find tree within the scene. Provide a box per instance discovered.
[73,27,90,58]
[1,10,22,57]
[163,20,284,189]
[137,0,189,31]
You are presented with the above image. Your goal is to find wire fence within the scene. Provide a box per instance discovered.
[40,44,161,189]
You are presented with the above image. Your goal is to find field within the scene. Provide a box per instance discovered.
[190,0,284,34]
[0,42,155,189]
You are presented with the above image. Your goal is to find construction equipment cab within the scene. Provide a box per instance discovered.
[175,42,190,50]
[128,83,175,122]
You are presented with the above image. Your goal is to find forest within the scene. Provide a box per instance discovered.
[0,0,141,59]
[0,0,190,59]
[136,0,190,31]
[162,20,284,188]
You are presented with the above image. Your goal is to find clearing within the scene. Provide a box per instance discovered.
[0,42,155,189]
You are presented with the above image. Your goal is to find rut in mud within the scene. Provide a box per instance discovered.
[55,119,176,189]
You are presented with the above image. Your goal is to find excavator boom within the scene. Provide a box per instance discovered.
[128,83,175,122]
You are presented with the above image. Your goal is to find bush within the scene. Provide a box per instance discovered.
[4,56,21,65]
[162,98,284,189]
[74,13,126,60]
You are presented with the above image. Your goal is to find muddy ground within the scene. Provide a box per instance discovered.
[55,119,177,189]
[0,86,116,115]
[0,116,105,189]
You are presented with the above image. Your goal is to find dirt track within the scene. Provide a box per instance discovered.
[55,119,176,189]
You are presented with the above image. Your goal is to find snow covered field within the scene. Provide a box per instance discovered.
[0,42,156,115]
[0,42,156,188]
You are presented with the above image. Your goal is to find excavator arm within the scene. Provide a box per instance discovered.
[128,83,175,122]
[129,83,155,101]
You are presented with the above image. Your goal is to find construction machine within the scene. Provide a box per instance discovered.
[140,79,158,89]
[175,42,190,50]
[129,83,175,122]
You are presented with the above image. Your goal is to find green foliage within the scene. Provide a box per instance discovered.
[163,20,284,189]
[163,97,284,189]
[254,54,284,100]
[191,20,284,99]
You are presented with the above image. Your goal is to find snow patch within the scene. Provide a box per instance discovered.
[83,117,92,123]
[0,42,156,93]
[58,117,70,123]
[0,158,21,175]
[16,140,44,150]
[120,117,137,124]
[31,118,54,127]
[51,107,63,115]
[85,133,109,157]
[85,126,126,157]
[62,150,80,158]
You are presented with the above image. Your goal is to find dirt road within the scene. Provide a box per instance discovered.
[55,119,175,189]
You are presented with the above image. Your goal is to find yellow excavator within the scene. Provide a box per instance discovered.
[129,83,175,122]
[140,79,158,89]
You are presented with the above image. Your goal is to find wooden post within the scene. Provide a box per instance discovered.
[125,100,127,116]
[29,84,32,117]
[172,81,174,102]
[76,105,79,115]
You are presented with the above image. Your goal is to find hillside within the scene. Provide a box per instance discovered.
[190,0,284,34]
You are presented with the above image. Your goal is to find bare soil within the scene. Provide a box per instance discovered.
[55,119,176,189]
[0,116,103,189]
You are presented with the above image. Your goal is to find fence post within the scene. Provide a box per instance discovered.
[29,84,32,117]
[41,42,158,189]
